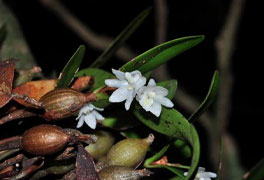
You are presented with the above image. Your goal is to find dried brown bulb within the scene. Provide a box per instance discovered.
[20,124,96,156]
[106,134,154,168]
[21,124,70,155]
[39,88,96,120]
[98,166,153,180]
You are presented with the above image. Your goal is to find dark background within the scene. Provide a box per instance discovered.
[2,0,263,178]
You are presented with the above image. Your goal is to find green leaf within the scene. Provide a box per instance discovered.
[144,144,171,167]
[133,107,200,179]
[120,35,205,73]
[242,158,264,180]
[0,24,7,43]
[57,45,85,88]
[157,80,177,100]
[93,92,110,108]
[188,71,219,123]
[75,68,114,91]
[90,7,151,68]
[173,139,192,158]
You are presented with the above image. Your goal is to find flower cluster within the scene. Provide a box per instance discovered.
[76,69,174,129]
[105,69,174,117]
[184,167,217,180]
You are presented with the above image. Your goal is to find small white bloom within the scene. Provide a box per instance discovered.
[76,103,104,129]
[184,167,217,180]
[105,69,146,110]
[136,79,173,117]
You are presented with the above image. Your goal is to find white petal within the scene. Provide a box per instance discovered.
[109,87,129,102]
[148,79,156,86]
[84,114,96,129]
[125,90,134,110]
[150,102,162,117]
[76,116,85,128]
[92,110,104,121]
[198,167,206,172]
[105,79,125,88]
[136,86,147,99]
[130,70,142,76]
[154,86,168,96]
[208,172,217,178]
[184,172,188,176]
[134,77,146,91]
[139,95,153,111]
[112,69,125,80]
[155,96,174,108]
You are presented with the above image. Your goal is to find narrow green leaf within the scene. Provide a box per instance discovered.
[75,68,114,91]
[120,35,205,73]
[57,45,85,88]
[157,80,177,100]
[144,144,171,167]
[90,7,152,68]
[0,24,7,43]
[242,158,264,180]
[188,71,219,123]
[133,107,200,179]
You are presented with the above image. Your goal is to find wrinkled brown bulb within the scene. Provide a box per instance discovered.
[21,124,70,155]
[39,88,96,120]
[98,166,153,180]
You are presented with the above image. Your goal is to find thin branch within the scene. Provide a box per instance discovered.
[39,0,136,61]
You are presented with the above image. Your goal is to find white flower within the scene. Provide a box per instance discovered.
[105,69,146,110]
[136,79,173,117]
[184,167,217,180]
[76,103,104,129]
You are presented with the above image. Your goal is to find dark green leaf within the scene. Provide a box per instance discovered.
[188,71,219,123]
[90,7,151,68]
[173,139,192,158]
[0,24,7,44]
[57,45,85,88]
[242,158,264,180]
[157,80,177,100]
[75,68,114,91]
[133,107,200,179]
[120,35,205,73]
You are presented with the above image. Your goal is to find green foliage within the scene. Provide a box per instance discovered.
[242,158,264,180]
[75,68,114,91]
[188,71,219,123]
[57,45,85,88]
[120,35,205,74]
[90,7,151,68]
[157,80,177,100]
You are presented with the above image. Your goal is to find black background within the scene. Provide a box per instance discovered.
[2,0,264,178]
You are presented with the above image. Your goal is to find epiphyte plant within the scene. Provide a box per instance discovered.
[0,7,221,180]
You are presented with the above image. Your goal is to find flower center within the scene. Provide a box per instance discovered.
[127,85,133,91]
[148,91,156,98]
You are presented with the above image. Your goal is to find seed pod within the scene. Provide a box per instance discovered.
[85,131,115,160]
[21,124,70,155]
[98,166,153,180]
[106,134,154,168]
[39,88,95,120]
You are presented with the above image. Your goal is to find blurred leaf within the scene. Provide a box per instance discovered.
[71,76,93,91]
[173,139,192,158]
[57,45,85,88]
[0,3,36,68]
[120,35,205,73]
[133,107,200,179]
[170,176,184,180]
[0,59,16,108]
[165,166,185,178]
[243,158,264,180]
[90,7,151,68]
[93,92,110,108]
[216,138,223,180]
[12,79,57,107]
[188,71,219,123]
[102,108,139,130]
[75,68,114,91]
[157,80,177,100]
[0,24,7,44]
